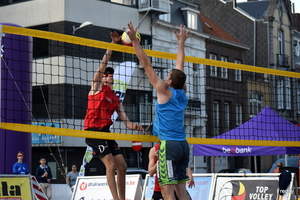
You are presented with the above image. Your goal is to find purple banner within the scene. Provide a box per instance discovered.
[194,144,300,156]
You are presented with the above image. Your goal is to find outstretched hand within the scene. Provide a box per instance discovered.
[173,25,192,43]
[125,22,139,43]
[110,31,121,44]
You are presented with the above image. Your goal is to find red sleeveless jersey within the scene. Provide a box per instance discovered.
[84,85,120,130]
[154,143,161,192]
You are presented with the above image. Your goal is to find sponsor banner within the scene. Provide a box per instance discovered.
[194,144,294,156]
[214,177,279,200]
[32,122,61,144]
[0,176,32,200]
[142,175,213,200]
[72,175,142,200]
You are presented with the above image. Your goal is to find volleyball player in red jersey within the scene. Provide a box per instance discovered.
[84,31,144,200]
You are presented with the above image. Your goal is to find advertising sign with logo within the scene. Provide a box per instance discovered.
[72,175,142,200]
[214,177,281,200]
[142,174,214,200]
[0,176,32,200]
[32,122,61,144]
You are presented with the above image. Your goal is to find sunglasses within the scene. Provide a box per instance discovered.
[17,155,24,157]
[103,74,113,77]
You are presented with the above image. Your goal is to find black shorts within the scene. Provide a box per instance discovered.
[85,127,122,158]
[151,191,164,200]
[151,191,182,200]
[158,140,190,185]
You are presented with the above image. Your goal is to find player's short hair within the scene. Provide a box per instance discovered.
[104,67,114,74]
[170,69,186,89]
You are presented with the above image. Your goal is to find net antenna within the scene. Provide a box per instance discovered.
[72,21,93,35]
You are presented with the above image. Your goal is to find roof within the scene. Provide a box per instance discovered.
[199,13,240,43]
[237,1,270,19]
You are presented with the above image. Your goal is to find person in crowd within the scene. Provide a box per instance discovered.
[36,156,52,199]
[273,162,283,173]
[83,31,144,200]
[127,22,191,200]
[12,151,29,174]
[278,168,291,200]
[148,143,194,200]
[66,164,79,191]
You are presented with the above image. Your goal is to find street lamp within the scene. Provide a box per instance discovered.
[72,21,93,35]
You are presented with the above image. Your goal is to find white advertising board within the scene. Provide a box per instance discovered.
[214,173,297,200]
[142,174,215,200]
[72,175,142,200]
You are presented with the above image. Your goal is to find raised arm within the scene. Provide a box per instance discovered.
[148,146,157,177]
[126,22,168,95]
[90,32,120,94]
[173,25,191,71]
[173,25,191,92]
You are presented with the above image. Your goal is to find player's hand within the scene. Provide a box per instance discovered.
[126,22,139,43]
[173,25,192,43]
[187,177,195,188]
[110,31,121,44]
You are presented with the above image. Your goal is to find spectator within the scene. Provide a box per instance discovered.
[278,169,291,200]
[36,156,52,199]
[273,162,283,173]
[66,164,79,191]
[12,151,29,174]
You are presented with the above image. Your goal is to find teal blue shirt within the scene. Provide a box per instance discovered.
[153,87,187,141]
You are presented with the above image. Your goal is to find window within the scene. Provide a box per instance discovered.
[111,0,136,6]
[236,104,242,126]
[278,29,284,55]
[188,12,197,30]
[224,103,230,132]
[220,56,228,79]
[235,60,242,81]
[159,2,171,22]
[295,39,300,57]
[210,54,217,77]
[193,63,200,95]
[213,101,219,136]
[122,90,152,122]
[181,7,199,30]
[285,78,291,110]
[277,79,284,109]
[250,92,263,117]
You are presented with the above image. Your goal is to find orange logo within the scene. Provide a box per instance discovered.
[80,182,87,191]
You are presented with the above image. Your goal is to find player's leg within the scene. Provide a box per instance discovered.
[86,138,120,200]
[174,182,190,200]
[161,184,176,200]
[114,154,127,200]
[100,153,120,200]
[158,141,178,200]
[109,140,127,200]
[175,140,190,200]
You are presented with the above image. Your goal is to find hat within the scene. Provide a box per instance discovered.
[104,67,114,74]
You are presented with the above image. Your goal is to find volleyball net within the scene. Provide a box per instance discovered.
[1,25,300,147]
